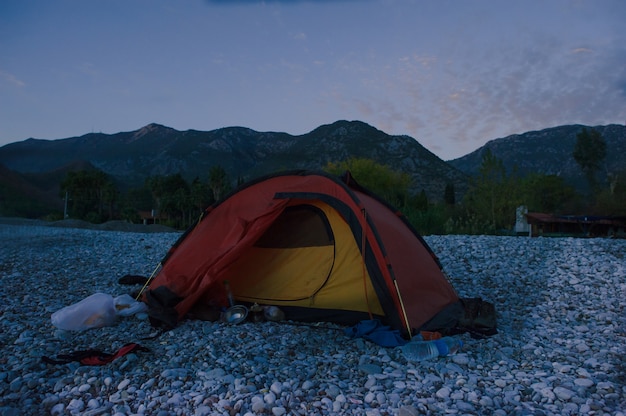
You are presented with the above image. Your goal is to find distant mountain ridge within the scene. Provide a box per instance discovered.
[0,120,468,216]
[448,124,626,191]
[1,120,624,219]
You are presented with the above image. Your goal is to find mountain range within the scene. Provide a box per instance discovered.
[448,124,626,191]
[0,120,624,218]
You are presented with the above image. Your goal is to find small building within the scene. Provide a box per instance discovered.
[525,212,626,238]
[138,209,168,225]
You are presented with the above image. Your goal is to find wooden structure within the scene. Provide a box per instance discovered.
[138,209,168,225]
[525,212,626,238]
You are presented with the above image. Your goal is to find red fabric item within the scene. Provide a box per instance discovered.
[420,331,443,340]
[42,343,149,366]
[78,343,148,365]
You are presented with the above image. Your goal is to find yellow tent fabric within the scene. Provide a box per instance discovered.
[228,200,384,316]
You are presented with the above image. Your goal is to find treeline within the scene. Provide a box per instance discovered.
[324,154,581,235]
[56,128,625,234]
[59,166,239,229]
[410,128,625,234]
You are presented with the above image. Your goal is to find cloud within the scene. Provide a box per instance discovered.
[293,32,307,40]
[571,47,593,55]
[328,26,626,160]
[0,70,25,87]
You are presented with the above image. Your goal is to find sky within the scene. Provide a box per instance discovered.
[1,0,625,160]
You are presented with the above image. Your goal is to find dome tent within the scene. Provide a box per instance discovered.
[143,170,459,338]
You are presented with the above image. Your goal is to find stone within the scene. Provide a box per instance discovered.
[553,386,575,401]
[574,378,594,387]
[436,387,450,399]
[271,407,286,416]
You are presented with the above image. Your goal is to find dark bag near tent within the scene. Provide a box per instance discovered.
[417,301,464,335]
[419,297,497,339]
[145,286,182,330]
[456,297,498,339]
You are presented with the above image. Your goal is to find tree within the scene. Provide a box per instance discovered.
[145,175,166,211]
[209,166,230,201]
[444,183,455,205]
[463,148,520,232]
[145,173,190,226]
[324,157,412,208]
[190,177,212,211]
[101,181,118,220]
[60,169,118,222]
[412,189,428,211]
[519,173,578,213]
[573,128,606,193]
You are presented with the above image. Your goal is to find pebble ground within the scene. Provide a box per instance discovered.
[0,222,624,415]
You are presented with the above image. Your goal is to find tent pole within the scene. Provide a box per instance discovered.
[394,280,412,339]
[360,209,373,320]
[135,262,163,300]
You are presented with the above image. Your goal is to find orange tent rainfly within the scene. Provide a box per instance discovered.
[142,170,460,338]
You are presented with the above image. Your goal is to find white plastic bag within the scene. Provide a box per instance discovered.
[114,294,148,317]
[51,293,117,331]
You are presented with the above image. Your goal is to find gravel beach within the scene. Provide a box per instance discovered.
[0,221,624,415]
